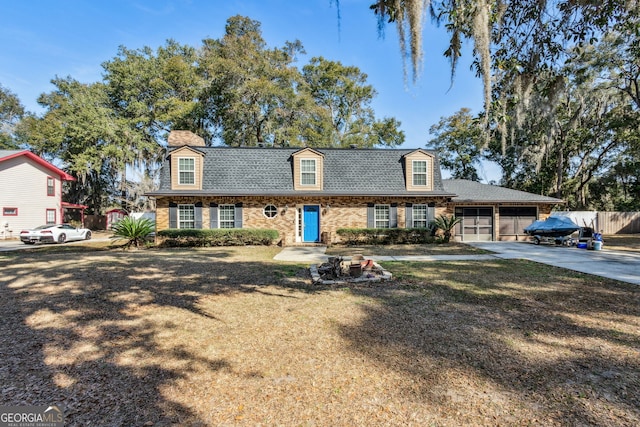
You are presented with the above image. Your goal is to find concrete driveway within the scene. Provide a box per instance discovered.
[0,239,34,251]
[468,241,640,285]
[0,235,111,252]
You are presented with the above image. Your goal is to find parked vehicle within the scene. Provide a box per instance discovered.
[20,224,92,244]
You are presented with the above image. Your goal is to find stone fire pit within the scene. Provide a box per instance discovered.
[310,254,392,285]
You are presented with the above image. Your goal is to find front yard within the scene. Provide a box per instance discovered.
[1,245,638,426]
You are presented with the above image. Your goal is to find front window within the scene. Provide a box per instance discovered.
[46,209,56,225]
[374,205,390,229]
[219,205,235,228]
[263,204,278,218]
[3,207,18,216]
[300,159,316,186]
[412,160,428,186]
[412,204,429,228]
[178,204,195,229]
[47,177,55,196]
[178,158,196,185]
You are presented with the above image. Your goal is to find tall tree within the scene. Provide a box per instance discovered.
[23,78,128,213]
[369,0,638,117]
[427,108,483,181]
[302,56,404,147]
[200,16,404,148]
[102,39,202,156]
[486,39,639,208]
[0,84,25,149]
[200,16,308,146]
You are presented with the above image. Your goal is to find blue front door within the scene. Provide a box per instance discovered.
[303,205,320,242]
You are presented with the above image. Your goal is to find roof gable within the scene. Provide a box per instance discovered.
[403,148,434,159]
[167,145,205,158]
[0,150,75,181]
[291,147,325,158]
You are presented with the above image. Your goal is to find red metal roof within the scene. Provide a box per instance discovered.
[61,202,88,210]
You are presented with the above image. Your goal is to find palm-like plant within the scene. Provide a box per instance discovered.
[110,216,155,249]
[432,214,462,243]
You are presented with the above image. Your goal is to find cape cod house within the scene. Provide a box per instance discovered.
[147,131,563,244]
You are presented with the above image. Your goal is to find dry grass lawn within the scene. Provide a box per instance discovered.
[1,245,639,426]
[603,234,640,253]
[326,241,491,256]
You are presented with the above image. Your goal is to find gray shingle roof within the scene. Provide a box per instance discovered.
[443,179,564,203]
[153,146,454,196]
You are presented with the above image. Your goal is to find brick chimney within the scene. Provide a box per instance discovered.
[167,130,205,147]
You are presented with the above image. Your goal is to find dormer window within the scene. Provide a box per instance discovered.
[292,147,324,191]
[300,159,317,186]
[404,149,434,191]
[412,160,428,186]
[178,157,195,185]
[169,146,204,190]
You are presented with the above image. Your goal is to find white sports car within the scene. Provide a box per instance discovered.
[20,224,92,244]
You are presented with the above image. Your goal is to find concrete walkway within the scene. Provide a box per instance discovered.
[273,246,331,264]
[273,242,640,286]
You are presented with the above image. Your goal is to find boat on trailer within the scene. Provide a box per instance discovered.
[524,216,581,245]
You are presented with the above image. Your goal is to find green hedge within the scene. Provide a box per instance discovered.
[157,228,279,247]
[336,227,436,245]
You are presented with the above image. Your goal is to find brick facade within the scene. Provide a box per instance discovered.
[156,195,449,245]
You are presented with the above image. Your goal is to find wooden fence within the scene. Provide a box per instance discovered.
[597,212,640,234]
[85,215,106,230]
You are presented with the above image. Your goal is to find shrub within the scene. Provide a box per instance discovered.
[157,228,279,247]
[336,227,436,245]
[432,214,462,243]
[111,217,155,249]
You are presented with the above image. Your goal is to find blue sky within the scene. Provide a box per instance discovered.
[1,0,494,178]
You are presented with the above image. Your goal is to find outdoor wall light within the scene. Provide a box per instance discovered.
[283,205,289,213]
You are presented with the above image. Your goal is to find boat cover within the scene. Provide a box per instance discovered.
[524,216,580,237]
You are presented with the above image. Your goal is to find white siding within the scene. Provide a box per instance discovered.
[0,156,62,234]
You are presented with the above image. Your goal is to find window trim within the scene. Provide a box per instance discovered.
[412,160,428,187]
[47,176,55,196]
[46,209,56,225]
[3,207,18,216]
[218,204,236,229]
[299,158,317,186]
[177,157,196,186]
[177,204,195,229]
[263,204,278,219]
[374,204,390,229]
[411,204,429,228]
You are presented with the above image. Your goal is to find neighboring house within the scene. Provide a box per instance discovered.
[147,131,563,244]
[0,150,85,233]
